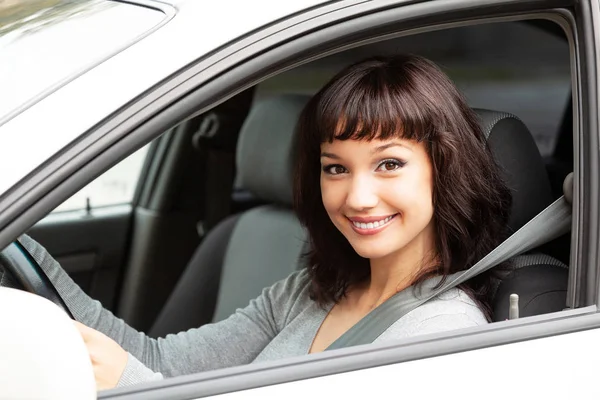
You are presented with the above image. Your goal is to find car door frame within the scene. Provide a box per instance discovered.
[95,0,598,398]
[574,0,600,308]
[0,0,597,398]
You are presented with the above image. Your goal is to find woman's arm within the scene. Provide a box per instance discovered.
[17,234,306,385]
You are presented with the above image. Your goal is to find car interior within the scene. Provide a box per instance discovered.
[1,19,575,342]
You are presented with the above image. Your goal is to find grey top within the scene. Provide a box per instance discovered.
[19,236,487,387]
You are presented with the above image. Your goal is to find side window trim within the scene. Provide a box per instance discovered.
[570,0,600,308]
[50,144,150,213]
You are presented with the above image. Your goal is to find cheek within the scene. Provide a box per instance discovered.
[388,169,434,214]
[415,174,434,207]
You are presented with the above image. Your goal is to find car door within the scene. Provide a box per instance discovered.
[0,0,599,399]
[83,0,596,398]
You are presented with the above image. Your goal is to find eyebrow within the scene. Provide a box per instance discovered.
[320,142,411,159]
[372,142,412,153]
[320,152,340,159]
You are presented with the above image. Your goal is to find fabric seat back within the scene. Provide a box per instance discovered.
[149,95,309,337]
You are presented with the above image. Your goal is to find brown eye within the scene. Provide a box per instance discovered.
[376,159,406,172]
[384,162,397,171]
[323,164,347,175]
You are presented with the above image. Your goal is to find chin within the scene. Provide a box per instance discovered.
[348,242,394,260]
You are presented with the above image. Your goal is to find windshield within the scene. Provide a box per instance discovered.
[0,0,165,125]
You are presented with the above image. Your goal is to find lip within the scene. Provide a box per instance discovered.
[347,215,396,223]
[347,214,398,236]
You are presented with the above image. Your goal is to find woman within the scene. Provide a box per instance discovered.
[38,54,511,389]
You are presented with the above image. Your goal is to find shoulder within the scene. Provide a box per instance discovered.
[413,288,488,325]
[261,268,316,325]
[376,288,488,342]
[266,268,311,300]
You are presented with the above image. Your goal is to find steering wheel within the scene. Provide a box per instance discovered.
[0,239,73,319]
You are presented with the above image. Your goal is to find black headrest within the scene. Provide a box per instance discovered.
[236,95,310,205]
[475,109,554,233]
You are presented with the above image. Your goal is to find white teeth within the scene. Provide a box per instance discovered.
[352,215,395,230]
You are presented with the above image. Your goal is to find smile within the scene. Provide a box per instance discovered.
[348,214,398,235]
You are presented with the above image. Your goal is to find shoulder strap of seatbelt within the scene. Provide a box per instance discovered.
[326,196,571,350]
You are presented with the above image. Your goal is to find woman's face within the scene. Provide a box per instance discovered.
[320,137,436,262]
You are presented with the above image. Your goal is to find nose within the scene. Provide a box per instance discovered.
[345,174,379,211]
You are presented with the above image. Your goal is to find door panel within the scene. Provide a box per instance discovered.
[208,326,600,400]
[27,205,133,311]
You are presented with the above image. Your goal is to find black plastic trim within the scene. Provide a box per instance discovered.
[573,0,600,307]
[565,7,582,309]
[591,0,600,308]
[134,135,172,208]
[131,140,159,207]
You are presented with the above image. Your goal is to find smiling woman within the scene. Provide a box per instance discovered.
[294,55,512,326]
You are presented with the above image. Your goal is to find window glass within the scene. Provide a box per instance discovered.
[52,144,149,212]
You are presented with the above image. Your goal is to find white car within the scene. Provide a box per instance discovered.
[0,0,599,399]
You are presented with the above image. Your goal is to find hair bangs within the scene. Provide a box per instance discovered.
[316,65,437,144]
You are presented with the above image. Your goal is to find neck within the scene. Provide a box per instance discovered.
[356,236,437,311]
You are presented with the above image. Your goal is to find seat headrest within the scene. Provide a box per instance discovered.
[475,109,553,233]
[236,95,310,205]
[236,97,553,232]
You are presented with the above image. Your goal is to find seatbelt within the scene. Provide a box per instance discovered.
[193,114,238,236]
[193,88,255,237]
[326,195,572,350]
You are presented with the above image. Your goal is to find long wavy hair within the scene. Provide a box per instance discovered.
[293,55,512,320]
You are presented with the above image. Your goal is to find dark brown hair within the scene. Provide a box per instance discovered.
[293,55,512,320]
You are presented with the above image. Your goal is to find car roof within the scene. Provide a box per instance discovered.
[0,0,332,196]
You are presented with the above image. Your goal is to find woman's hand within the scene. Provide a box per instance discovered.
[74,321,128,391]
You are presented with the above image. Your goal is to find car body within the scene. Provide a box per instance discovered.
[1,0,600,399]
